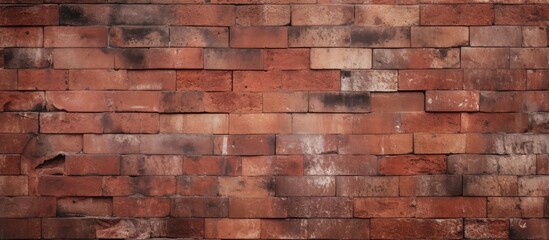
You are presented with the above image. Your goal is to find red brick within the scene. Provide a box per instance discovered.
[465,69,526,90]
[373,48,460,69]
[527,70,549,90]
[462,113,528,133]
[20,134,82,163]
[113,197,170,217]
[230,197,287,218]
[263,92,308,112]
[309,92,371,112]
[465,219,509,239]
[173,5,234,26]
[45,27,107,47]
[523,26,548,47]
[102,113,159,134]
[83,134,140,154]
[261,219,306,239]
[0,27,43,47]
[276,134,338,155]
[128,176,175,196]
[229,113,291,134]
[140,134,213,155]
[171,197,228,217]
[426,90,479,112]
[4,48,52,69]
[341,70,398,92]
[399,69,463,90]
[311,48,372,69]
[289,26,350,47]
[114,48,149,69]
[177,176,218,196]
[339,134,413,154]
[166,218,204,238]
[531,113,549,133]
[304,154,377,175]
[0,155,20,174]
[337,176,398,197]
[401,112,460,133]
[308,219,370,239]
[510,219,549,239]
[356,5,419,26]
[462,47,510,69]
[111,91,160,112]
[59,4,111,25]
[292,114,351,134]
[160,91,204,113]
[288,197,352,218]
[355,197,416,218]
[205,219,260,239]
[0,112,38,133]
[242,155,303,176]
[96,218,166,239]
[400,175,462,196]
[421,4,494,25]
[128,70,175,90]
[65,154,119,176]
[292,5,353,25]
[40,113,102,134]
[236,5,290,26]
[371,92,424,112]
[448,155,536,175]
[371,219,463,239]
[504,133,549,154]
[149,48,203,69]
[204,48,263,70]
[479,91,528,112]
[18,70,68,91]
[351,27,411,48]
[495,5,549,25]
[176,70,231,91]
[121,155,181,176]
[465,133,505,154]
[233,70,340,91]
[0,5,58,26]
[160,114,228,134]
[471,26,521,46]
[379,155,447,175]
[538,155,549,174]
[0,70,16,90]
[415,133,466,154]
[53,48,114,69]
[510,48,549,69]
[0,218,41,239]
[109,27,168,47]
[184,156,240,176]
[416,197,486,218]
[214,135,274,155]
[0,197,55,218]
[57,197,112,217]
[0,176,27,196]
[411,27,468,47]
[38,176,102,197]
[170,26,228,47]
[264,49,309,70]
[69,69,127,90]
[219,176,274,197]
[230,27,287,48]
[488,197,544,218]
[519,176,549,196]
[464,175,518,196]
[276,176,335,197]
[42,218,96,239]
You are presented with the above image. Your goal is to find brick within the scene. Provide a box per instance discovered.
[371,92,424,112]
[504,134,549,154]
[18,70,68,91]
[523,26,548,47]
[183,156,240,176]
[289,26,350,47]
[465,69,526,91]
[479,91,528,112]
[176,70,231,91]
[341,70,398,92]
[528,70,549,90]
[57,197,112,217]
[531,113,549,133]
[230,27,288,48]
[411,27,468,47]
[149,48,203,69]
[292,114,353,134]
[69,69,128,90]
[416,197,486,218]
[539,155,549,174]
[288,197,352,218]
[276,176,335,196]
[214,135,275,155]
[401,112,460,133]
[112,91,162,112]
[0,197,55,218]
[421,4,494,25]
[219,177,274,197]
[114,48,149,69]
[0,27,43,47]
[495,5,549,25]
[355,197,416,218]
[205,219,260,239]
[339,134,413,154]
[177,176,218,196]
[263,92,308,112]
[0,70,16,90]
[242,155,303,176]
[471,26,522,46]
[462,113,528,133]
[229,114,291,134]
[337,176,399,197]
[113,197,170,217]
[264,49,309,70]
[233,70,340,92]
[121,155,182,175]
[309,92,370,112]
[132,176,176,196]
[464,219,509,239]
[276,134,338,154]
[46,91,109,112]
[400,175,462,196]
[373,48,460,69]
[173,5,234,26]
[351,26,410,48]
[464,175,518,196]
[170,26,228,47]
[126,70,175,90]
[4,48,52,69]
[261,219,307,239]
[42,218,96,239]
[160,114,227,134]
[96,218,166,239]
[356,5,419,26]
[448,155,536,175]
[102,113,159,134]
[53,48,114,69]
[204,48,263,70]
[102,176,133,196]
[109,27,168,48]
[311,48,372,69]
[0,176,27,196]
[160,91,204,113]
[171,197,228,217]
[425,91,479,112]
[140,134,213,155]
[510,219,549,239]
[45,26,107,47]
[304,155,377,175]
[465,133,505,154]
[510,48,549,69]
[308,219,369,239]
[166,218,204,238]
[19,134,82,162]
[399,69,463,90]
[414,133,466,154]
[462,47,510,69]
[0,113,38,133]
[65,154,119,175]
[0,5,58,26]
[230,197,288,218]
[0,218,41,239]
[83,134,140,154]
[519,176,549,196]
[292,5,353,25]
[0,155,20,174]
[371,219,463,239]
[59,4,111,25]
[379,155,447,175]
[352,113,400,134]
[488,197,544,218]
[236,5,290,26]
[38,176,102,197]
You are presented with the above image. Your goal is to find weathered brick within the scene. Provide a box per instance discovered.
[341,70,398,92]
[4,48,52,69]
[479,91,528,112]
[426,90,479,112]
[401,112,461,133]
[261,219,307,239]
[462,47,510,69]
[0,27,43,47]
[38,176,102,197]
[230,27,288,48]
[288,197,352,218]
[464,175,518,196]
[263,92,308,112]
[204,48,262,70]
[421,4,494,25]
[510,219,549,239]
[355,5,419,26]
[214,135,274,155]
[371,92,424,112]
[59,4,111,25]
[465,219,509,239]
[416,197,486,218]
[399,69,463,90]
[57,197,112,217]
[462,113,528,133]
[177,176,218,196]
[0,5,58,26]
[171,197,228,217]
[339,134,413,154]
[530,113,549,133]
[0,155,20,174]
[289,26,350,47]
[96,218,167,239]
[379,155,447,175]
[488,197,545,218]
[337,176,398,197]
[519,176,549,196]
[504,134,549,154]
[148,48,203,69]
[173,5,235,26]
[495,5,549,25]
[0,197,55,218]
[45,26,107,47]
[183,156,240,176]
[140,134,213,155]
[160,114,227,134]
[311,48,372,69]
[292,5,353,26]
[264,49,309,70]
[304,155,376,175]
[510,48,549,69]
[205,92,262,113]
[160,91,204,113]
[229,114,291,134]
[83,134,138,154]
[68,69,127,90]
[0,176,27,196]
[465,69,526,91]
[66,154,120,175]
[0,218,41,239]
[523,26,548,47]
[355,197,416,218]
[448,154,536,175]
[205,219,260,239]
[102,113,159,134]
[219,176,274,197]
[411,27,468,47]
[166,218,204,238]
[276,176,335,196]
[471,26,522,46]
[371,219,463,239]
[18,70,68,91]
[113,197,170,217]
[233,70,340,91]
[242,155,303,176]
[373,48,460,69]
[109,27,169,48]
[42,218,96,239]
[114,48,149,69]
[236,5,290,26]
[308,219,370,239]
[309,92,371,112]
[400,175,462,196]
[0,112,38,133]
[110,5,173,25]
[177,70,231,92]
[351,26,410,48]
[111,91,161,112]
[276,134,338,155]
[230,197,287,218]
[292,114,352,134]
[53,48,114,69]
[527,70,549,90]
[121,155,182,176]
[170,26,228,47]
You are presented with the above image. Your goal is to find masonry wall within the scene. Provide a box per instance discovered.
[0,0,549,239]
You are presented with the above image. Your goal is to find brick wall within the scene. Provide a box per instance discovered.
[1,0,549,239]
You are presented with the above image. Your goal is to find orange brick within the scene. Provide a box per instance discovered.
[53,48,114,69]
[354,197,416,218]
[241,155,303,176]
[522,26,548,47]
[121,155,182,176]
[311,48,372,69]
[45,27,107,47]
[416,197,486,218]
[351,26,410,48]
[339,134,413,155]
[230,27,288,48]
[177,70,231,91]
[264,49,309,70]
[373,48,460,69]
[370,92,424,112]
[470,26,521,46]
[230,197,288,218]
[4,48,52,69]
[352,113,401,134]
[109,27,168,48]
[160,114,228,134]
[0,27,42,47]
[114,48,149,69]
[401,112,461,133]
[495,5,549,25]
[341,70,398,92]
[355,5,419,26]
[304,155,377,175]
[379,155,447,175]
[276,134,338,155]
[204,48,263,70]
[204,92,262,113]
[465,133,505,154]
[229,114,291,134]
[110,91,161,112]
[421,4,494,25]
[464,69,526,90]
[170,26,228,47]
[0,5,58,26]
[414,133,466,154]
[213,135,275,156]
[276,176,335,196]
[292,114,352,134]
[173,5,234,26]
[236,5,290,26]
[399,69,463,90]
[510,48,549,69]
[462,113,528,133]
[462,47,510,69]
[205,219,260,239]
[102,113,159,134]
[149,48,203,69]
[18,70,68,91]
[183,156,240,176]
[219,176,274,197]
[177,176,218,196]
[0,91,45,111]
[263,92,308,112]
[291,5,353,25]
[337,176,399,197]
[68,70,127,90]
[65,154,119,176]
[411,27,468,47]
[289,26,350,47]
[233,70,340,92]
[261,219,306,239]
[127,70,176,90]
[113,197,170,217]
[426,90,479,112]
[40,113,102,134]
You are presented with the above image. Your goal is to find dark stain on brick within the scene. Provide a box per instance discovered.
[32,102,45,112]
[545,197,549,217]
[117,49,148,69]
[100,113,113,130]
[3,50,14,67]
[266,177,276,193]
[341,70,351,78]
[110,5,173,25]
[182,143,196,154]
[59,5,88,25]
[4,49,52,69]
[438,48,449,58]
[320,93,371,109]
[351,28,394,47]
[119,28,168,44]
